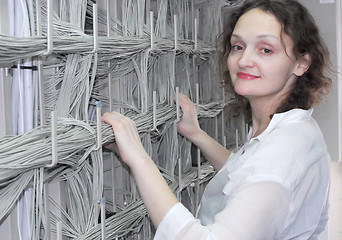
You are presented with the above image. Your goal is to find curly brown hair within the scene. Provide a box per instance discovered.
[219,0,332,122]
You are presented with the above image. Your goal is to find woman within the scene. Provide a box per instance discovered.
[102,0,332,239]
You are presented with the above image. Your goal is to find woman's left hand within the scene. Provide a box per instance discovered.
[102,111,150,168]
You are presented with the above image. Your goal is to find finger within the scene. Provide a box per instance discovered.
[103,112,138,138]
[174,92,187,105]
[178,94,195,112]
[178,93,189,106]
[101,111,126,126]
[179,93,189,101]
[103,142,117,152]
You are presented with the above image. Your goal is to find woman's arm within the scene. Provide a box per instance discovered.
[102,112,178,228]
[177,94,231,171]
[101,93,229,226]
[155,181,290,240]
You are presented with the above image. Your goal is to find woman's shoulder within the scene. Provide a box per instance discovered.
[266,113,327,156]
[225,108,330,190]
[236,115,329,187]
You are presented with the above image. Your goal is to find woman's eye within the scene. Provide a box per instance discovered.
[232,45,243,51]
[260,48,273,54]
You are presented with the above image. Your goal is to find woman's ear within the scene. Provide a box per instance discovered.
[294,53,312,77]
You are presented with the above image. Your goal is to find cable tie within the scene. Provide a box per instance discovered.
[46,111,58,168]
[11,65,38,71]
[95,101,102,150]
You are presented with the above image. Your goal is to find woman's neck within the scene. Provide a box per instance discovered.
[250,101,275,138]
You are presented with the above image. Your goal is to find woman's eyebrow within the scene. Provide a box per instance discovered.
[231,33,279,40]
[256,34,280,40]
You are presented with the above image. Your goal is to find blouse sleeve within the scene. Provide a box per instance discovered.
[154,181,291,240]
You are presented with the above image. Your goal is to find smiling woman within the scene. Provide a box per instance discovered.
[102,0,333,239]
[226,8,312,136]
[220,1,332,124]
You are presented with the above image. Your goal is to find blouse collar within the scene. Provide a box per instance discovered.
[248,108,313,142]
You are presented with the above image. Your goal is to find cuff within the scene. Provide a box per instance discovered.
[154,203,194,240]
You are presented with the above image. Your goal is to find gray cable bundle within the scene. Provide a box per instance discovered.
[0,34,215,68]
[0,0,246,238]
[0,101,225,224]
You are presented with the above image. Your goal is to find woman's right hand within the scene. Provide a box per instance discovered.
[177,93,202,142]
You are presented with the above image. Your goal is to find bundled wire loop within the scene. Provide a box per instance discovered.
[0,101,225,225]
[0,0,246,238]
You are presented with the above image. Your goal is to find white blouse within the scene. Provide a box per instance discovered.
[154,108,331,240]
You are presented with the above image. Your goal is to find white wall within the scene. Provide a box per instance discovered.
[330,162,342,240]
[298,1,342,240]
[299,0,341,163]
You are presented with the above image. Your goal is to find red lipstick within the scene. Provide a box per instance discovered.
[237,72,260,80]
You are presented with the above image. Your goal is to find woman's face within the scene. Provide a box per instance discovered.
[227,8,304,106]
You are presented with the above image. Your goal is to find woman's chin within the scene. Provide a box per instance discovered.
[234,85,252,97]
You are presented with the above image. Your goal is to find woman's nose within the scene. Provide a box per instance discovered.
[238,48,255,68]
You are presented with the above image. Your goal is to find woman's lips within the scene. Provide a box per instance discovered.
[237,72,261,80]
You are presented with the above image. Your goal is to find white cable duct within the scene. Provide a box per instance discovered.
[10,0,35,239]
